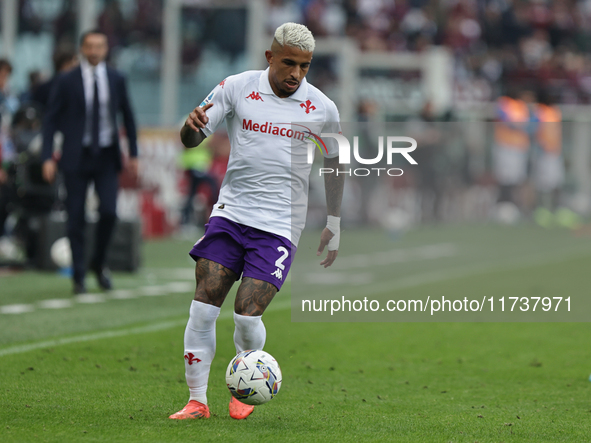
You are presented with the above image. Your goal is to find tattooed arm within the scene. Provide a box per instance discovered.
[323,156,344,217]
[316,156,345,267]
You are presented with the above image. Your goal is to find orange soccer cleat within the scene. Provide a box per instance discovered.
[229,397,255,420]
[169,400,210,419]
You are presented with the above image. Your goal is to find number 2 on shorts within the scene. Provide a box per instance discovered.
[275,246,289,270]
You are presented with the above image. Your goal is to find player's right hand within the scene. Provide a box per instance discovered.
[185,103,214,132]
[42,159,57,183]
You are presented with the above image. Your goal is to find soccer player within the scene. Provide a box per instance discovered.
[493,89,535,222]
[531,91,562,223]
[169,23,344,420]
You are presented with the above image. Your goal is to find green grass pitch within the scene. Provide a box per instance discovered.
[1,225,590,442]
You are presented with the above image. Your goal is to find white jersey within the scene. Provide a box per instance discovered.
[199,68,340,246]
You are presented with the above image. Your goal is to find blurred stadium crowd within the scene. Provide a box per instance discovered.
[4,0,591,112]
[267,0,591,105]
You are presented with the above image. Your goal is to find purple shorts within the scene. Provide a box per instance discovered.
[189,216,296,291]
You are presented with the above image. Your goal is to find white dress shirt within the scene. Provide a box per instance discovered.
[80,58,114,148]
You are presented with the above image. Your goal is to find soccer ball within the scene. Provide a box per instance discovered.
[50,237,72,268]
[494,202,521,225]
[225,350,282,406]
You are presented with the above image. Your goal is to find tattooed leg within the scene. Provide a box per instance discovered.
[233,278,274,354]
[193,258,237,307]
[234,277,278,316]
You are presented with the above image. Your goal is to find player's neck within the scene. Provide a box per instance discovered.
[268,73,294,99]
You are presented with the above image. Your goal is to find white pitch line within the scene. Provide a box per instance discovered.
[0,304,35,314]
[38,299,74,309]
[109,289,138,299]
[143,268,195,280]
[305,272,373,285]
[165,281,194,293]
[139,285,168,296]
[329,243,457,270]
[0,320,187,357]
[0,298,292,357]
[75,293,107,304]
[0,281,194,315]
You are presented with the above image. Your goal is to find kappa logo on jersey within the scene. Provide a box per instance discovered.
[246,91,264,101]
[219,79,226,88]
[271,268,283,280]
[300,99,316,114]
[200,91,215,107]
[184,353,201,365]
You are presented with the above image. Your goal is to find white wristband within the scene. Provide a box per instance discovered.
[326,215,341,251]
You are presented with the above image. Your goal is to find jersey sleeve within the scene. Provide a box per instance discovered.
[321,101,342,158]
[199,78,235,137]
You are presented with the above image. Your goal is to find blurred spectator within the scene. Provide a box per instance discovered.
[31,50,78,109]
[132,0,163,43]
[179,139,218,227]
[0,172,13,239]
[532,90,565,225]
[0,59,18,175]
[0,103,55,261]
[0,60,19,124]
[407,100,449,222]
[520,29,552,70]
[54,0,78,49]
[99,0,129,49]
[304,0,347,37]
[492,89,536,220]
[18,0,43,33]
[19,71,44,104]
[0,59,15,238]
[179,130,229,231]
[267,0,304,33]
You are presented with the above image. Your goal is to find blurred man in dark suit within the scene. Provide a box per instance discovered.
[42,30,138,294]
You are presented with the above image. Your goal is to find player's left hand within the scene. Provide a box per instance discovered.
[317,227,338,268]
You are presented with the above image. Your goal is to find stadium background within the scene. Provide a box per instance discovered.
[2,0,591,237]
[1,1,591,441]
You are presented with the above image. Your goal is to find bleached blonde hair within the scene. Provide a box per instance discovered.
[273,22,315,52]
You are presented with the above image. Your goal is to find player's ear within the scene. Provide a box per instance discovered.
[265,50,273,65]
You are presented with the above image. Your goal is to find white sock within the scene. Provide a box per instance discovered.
[233,312,266,353]
[184,300,220,405]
